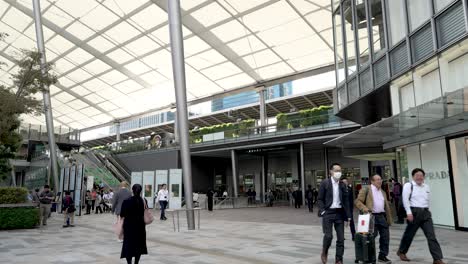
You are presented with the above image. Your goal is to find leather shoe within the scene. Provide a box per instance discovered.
[397,251,410,261]
[433,260,445,264]
[320,251,327,264]
[335,261,343,264]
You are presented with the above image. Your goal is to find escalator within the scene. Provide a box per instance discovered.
[84,150,130,183]
[71,152,121,189]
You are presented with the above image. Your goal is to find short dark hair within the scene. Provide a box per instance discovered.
[411,168,425,176]
[44,185,50,189]
[371,174,382,181]
[329,163,341,171]
[65,191,71,195]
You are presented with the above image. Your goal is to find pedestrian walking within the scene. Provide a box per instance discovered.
[62,191,75,228]
[392,179,404,224]
[207,189,214,211]
[85,190,92,215]
[317,163,351,264]
[305,185,314,212]
[355,174,393,263]
[120,184,148,264]
[39,185,54,226]
[341,177,356,241]
[156,184,169,221]
[112,182,132,242]
[293,188,302,209]
[397,168,445,264]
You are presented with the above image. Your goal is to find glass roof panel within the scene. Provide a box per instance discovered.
[181,0,208,11]
[70,85,92,96]
[66,68,93,83]
[104,21,141,45]
[43,6,74,27]
[140,71,168,85]
[114,79,144,94]
[83,93,107,104]
[98,101,119,112]
[201,61,243,81]
[82,78,111,91]
[256,62,295,80]
[128,4,168,30]
[216,73,255,90]
[83,59,112,75]
[124,36,160,57]
[241,1,299,32]
[57,77,76,88]
[95,87,125,100]
[242,49,282,69]
[141,50,173,77]
[9,34,36,51]
[190,2,231,27]
[87,36,116,53]
[2,7,32,32]
[106,49,134,64]
[24,25,54,42]
[257,19,313,47]
[93,113,113,123]
[65,21,96,40]
[65,48,94,65]
[305,9,333,32]
[100,70,129,85]
[79,4,120,31]
[288,0,321,14]
[54,91,75,103]
[184,36,210,56]
[227,36,267,56]
[210,20,249,43]
[47,35,75,53]
[80,106,101,116]
[102,0,149,17]
[124,60,152,75]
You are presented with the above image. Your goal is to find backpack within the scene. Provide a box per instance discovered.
[307,190,313,199]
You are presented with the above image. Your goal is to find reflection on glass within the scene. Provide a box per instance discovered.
[332,0,340,12]
[449,137,468,228]
[355,0,370,67]
[388,0,407,46]
[171,184,180,198]
[370,0,386,57]
[144,184,152,197]
[343,0,356,75]
[408,0,432,31]
[338,87,348,109]
[334,11,345,84]
[435,0,454,12]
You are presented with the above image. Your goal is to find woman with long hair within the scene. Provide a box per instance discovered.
[120,184,148,264]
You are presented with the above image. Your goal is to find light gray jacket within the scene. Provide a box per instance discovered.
[111,188,132,215]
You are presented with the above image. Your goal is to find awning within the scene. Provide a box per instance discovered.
[325,87,468,149]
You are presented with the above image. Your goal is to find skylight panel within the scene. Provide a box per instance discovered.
[106,48,134,64]
[242,1,299,32]
[181,0,208,11]
[109,108,131,118]
[54,91,75,103]
[256,62,295,80]
[83,93,106,104]
[2,7,32,32]
[66,48,94,65]
[201,61,242,80]
[54,104,76,115]
[82,78,110,92]
[57,77,76,88]
[24,25,54,42]
[103,0,148,16]
[70,85,92,96]
[227,36,266,56]
[140,71,168,85]
[257,19,312,47]
[221,0,270,13]
[191,2,231,27]
[47,35,75,53]
[100,70,128,84]
[193,49,227,66]
[216,73,255,90]
[83,59,112,74]
[57,115,73,124]
[49,85,62,95]
[68,122,85,129]
[55,0,98,18]
[65,21,96,40]
[129,4,167,30]
[288,0,321,14]
[66,68,93,83]
[95,87,124,100]
[273,35,325,60]
[184,36,210,56]
[124,36,159,57]
[124,60,151,75]
[114,79,144,94]
[242,49,282,69]
[305,10,332,31]
[54,58,76,73]
[11,34,36,51]
[288,49,334,71]
[93,113,113,123]
[211,20,249,43]
[80,106,101,116]
[104,22,140,45]
[43,6,74,27]
[87,36,116,53]
[67,99,89,110]
[151,25,191,45]
[97,101,119,112]
[79,4,120,31]
[141,50,172,77]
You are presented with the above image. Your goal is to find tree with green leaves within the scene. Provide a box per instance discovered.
[0,32,57,182]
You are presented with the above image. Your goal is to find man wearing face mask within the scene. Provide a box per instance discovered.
[318,163,351,264]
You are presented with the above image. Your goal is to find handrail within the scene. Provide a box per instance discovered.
[165,208,202,232]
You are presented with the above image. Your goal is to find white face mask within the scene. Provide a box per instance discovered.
[332,172,342,180]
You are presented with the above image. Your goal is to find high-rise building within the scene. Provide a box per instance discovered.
[329,0,468,231]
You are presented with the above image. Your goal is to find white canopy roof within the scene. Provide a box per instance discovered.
[0,0,335,129]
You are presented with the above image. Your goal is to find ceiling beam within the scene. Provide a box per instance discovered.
[303,96,318,107]
[197,118,212,126]
[210,116,224,124]
[267,104,281,114]
[240,112,252,119]
[284,99,298,110]
[322,91,333,101]
[250,107,260,114]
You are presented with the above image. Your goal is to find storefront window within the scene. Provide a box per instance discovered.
[343,0,357,76]
[355,0,370,67]
[408,0,432,31]
[334,9,345,84]
[369,0,386,57]
[434,0,454,12]
[387,0,407,46]
[449,136,468,229]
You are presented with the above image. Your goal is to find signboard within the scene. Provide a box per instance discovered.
[169,169,182,209]
[143,171,155,208]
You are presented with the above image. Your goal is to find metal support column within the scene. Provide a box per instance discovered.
[463,0,468,31]
[299,143,306,206]
[32,0,59,193]
[324,147,329,177]
[261,155,266,203]
[115,122,121,142]
[167,0,194,230]
[230,149,239,198]
[257,86,267,131]
[10,164,16,187]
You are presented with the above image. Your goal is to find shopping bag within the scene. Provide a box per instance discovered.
[113,217,124,240]
[357,214,370,233]
[144,202,154,225]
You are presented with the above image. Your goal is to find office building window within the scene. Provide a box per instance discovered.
[355,0,370,67]
[334,10,345,84]
[343,0,357,76]
[414,69,442,105]
[400,82,415,111]
[369,0,386,57]
[434,0,455,12]
[408,0,432,31]
[387,0,407,46]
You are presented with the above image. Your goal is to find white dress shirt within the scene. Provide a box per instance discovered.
[402,180,430,215]
[157,189,169,201]
[371,184,385,213]
[330,178,342,209]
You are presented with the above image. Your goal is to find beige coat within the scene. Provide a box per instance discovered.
[355,186,393,225]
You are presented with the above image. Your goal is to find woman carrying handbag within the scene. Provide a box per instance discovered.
[120,184,148,264]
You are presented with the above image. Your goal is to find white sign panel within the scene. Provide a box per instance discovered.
[155,170,168,192]
[143,171,155,208]
[169,169,182,209]
[86,176,94,191]
[131,172,143,189]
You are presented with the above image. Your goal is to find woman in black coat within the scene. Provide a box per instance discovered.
[120,184,147,264]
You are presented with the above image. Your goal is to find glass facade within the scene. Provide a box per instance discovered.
[356,0,370,67]
[334,7,345,84]
[370,0,386,57]
[449,136,468,229]
[387,0,407,45]
[435,0,455,11]
[343,0,357,76]
[408,0,432,31]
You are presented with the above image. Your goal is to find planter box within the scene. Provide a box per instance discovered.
[0,203,40,230]
[202,132,225,142]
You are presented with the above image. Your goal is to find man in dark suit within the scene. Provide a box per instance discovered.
[318,163,351,264]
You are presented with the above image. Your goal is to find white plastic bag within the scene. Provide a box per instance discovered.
[357,214,370,233]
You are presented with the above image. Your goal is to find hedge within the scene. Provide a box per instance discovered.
[276,105,332,130]
[190,119,256,143]
[0,187,28,204]
[0,207,40,230]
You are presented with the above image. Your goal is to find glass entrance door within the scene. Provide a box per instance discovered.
[449,136,468,230]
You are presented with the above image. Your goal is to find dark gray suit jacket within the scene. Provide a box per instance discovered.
[317,178,351,219]
[112,188,132,215]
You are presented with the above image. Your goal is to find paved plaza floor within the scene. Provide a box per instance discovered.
[0,206,467,264]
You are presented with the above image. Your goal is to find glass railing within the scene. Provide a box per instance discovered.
[108,111,356,154]
[17,123,80,144]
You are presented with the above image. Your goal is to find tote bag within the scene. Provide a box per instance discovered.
[144,201,154,225]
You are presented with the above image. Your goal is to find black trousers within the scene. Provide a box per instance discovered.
[349,216,356,239]
[86,202,91,214]
[322,210,345,261]
[295,200,301,208]
[207,197,213,211]
[398,208,443,261]
[95,204,103,214]
[307,198,313,212]
[159,201,168,219]
[373,214,390,258]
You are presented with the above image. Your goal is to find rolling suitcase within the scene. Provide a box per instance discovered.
[355,214,376,264]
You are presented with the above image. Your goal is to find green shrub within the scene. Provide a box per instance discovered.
[0,187,28,204]
[0,207,40,230]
